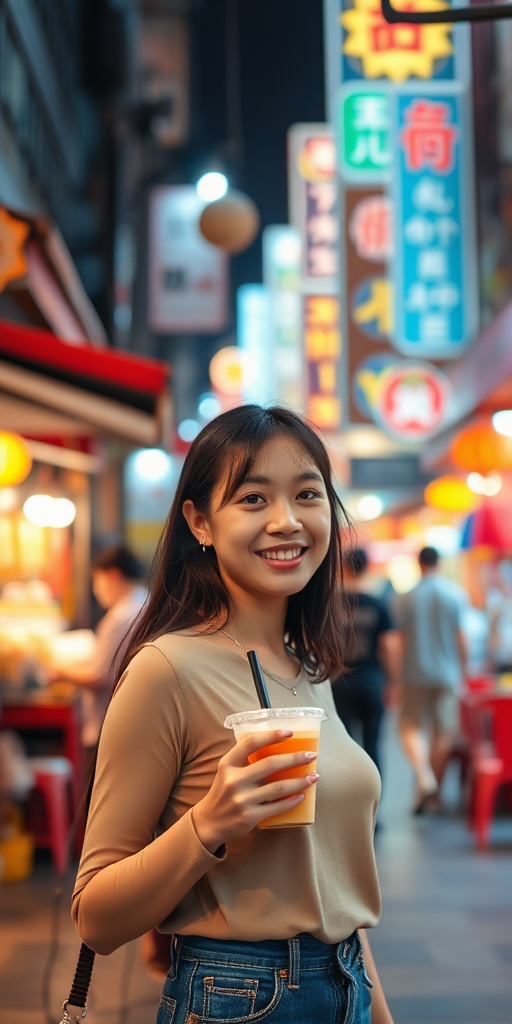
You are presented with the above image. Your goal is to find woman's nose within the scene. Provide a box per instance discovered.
[267,502,303,533]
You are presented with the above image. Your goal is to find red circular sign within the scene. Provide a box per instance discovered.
[375,362,450,441]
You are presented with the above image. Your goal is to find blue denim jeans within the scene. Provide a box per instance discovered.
[156,930,373,1024]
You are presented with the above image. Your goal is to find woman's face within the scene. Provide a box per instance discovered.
[199,436,331,603]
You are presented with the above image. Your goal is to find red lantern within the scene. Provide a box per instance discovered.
[450,420,512,475]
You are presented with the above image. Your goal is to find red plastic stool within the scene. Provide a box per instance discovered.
[27,757,73,873]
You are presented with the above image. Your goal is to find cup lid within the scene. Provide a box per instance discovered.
[224,707,327,729]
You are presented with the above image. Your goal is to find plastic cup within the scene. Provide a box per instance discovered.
[224,707,327,828]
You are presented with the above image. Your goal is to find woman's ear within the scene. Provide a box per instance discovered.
[182,500,213,549]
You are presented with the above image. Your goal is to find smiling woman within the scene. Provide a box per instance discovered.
[71,405,393,1024]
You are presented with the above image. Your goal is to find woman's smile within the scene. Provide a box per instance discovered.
[255,543,308,568]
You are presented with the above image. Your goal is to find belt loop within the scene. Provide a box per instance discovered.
[287,937,300,989]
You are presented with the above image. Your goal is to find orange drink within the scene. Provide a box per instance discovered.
[224,708,326,828]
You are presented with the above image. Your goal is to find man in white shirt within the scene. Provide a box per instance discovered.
[56,545,145,755]
[394,546,468,814]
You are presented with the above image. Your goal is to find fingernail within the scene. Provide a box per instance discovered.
[304,751,317,760]
[308,773,320,782]
[279,729,293,737]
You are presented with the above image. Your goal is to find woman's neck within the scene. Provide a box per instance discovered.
[223,588,288,658]
[203,575,301,677]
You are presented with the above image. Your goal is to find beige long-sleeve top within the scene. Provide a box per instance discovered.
[72,634,381,955]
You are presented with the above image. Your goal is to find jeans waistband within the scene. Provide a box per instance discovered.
[176,931,360,990]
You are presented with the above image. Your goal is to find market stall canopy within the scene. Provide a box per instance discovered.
[422,300,512,470]
[0,319,171,453]
[0,207,108,345]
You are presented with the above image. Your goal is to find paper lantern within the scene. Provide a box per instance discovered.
[424,475,480,513]
[450,420,512,474]
[199,190,260,254]
[0,432,32,486]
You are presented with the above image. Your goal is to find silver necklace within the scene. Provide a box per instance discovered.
[219,628,303,696]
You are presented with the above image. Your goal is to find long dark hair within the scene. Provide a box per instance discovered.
[120,405,352,682]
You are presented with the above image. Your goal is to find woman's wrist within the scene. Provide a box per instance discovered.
[192,801,225,856]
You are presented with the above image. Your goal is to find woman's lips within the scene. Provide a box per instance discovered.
[255,547,307,569]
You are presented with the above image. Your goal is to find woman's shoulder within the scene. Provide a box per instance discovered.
[144,630,234,675]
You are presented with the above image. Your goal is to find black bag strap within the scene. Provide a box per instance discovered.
[61,747,99,1022]
[60,943,95,1021]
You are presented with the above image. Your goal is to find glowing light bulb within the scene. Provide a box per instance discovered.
[492,410,512,437]
[133,449,171,482]
[358,495,383,521]
[196,172,229,203]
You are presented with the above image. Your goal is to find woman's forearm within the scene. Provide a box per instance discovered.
[72,809,225,955]
[359,929,394,1024]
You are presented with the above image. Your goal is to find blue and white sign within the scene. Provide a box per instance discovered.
[392,87,478,359]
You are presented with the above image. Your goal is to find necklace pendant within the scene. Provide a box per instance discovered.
[292,687,298,697]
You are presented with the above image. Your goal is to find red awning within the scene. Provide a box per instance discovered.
[0,318,169,398]
[0,319,172,450]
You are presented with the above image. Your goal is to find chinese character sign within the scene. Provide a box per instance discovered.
[304,296,342,431]
[336,88,392,181]
[324,0,465,97]
[393,91,478,358]
[288,125,338,288]
[148,186,228,333]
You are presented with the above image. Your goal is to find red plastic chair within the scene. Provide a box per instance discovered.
[465,675,497,694]
[26,757,73,873]
[471,698,512,850]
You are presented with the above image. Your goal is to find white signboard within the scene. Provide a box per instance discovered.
[148,185,228,333]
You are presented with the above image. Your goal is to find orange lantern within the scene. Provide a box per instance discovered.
[450,420,512,474]
[424,475,480,513]
[199,190,260,254]
[0,432,32,486]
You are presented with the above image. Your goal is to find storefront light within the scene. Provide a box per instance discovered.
[0,488,18,513]
[132,449,172,482]
[198,394,221,421]
[358,495,384,521]
[197,172,228,203]
[51,498,77,527]
[424,525,461,556]
[466,472,501,496]
[178,419,200,443]
[0,431,32,486]
[23,494,76,528]
[492,410,512,437]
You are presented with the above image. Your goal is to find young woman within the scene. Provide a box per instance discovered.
[72,405,393,1024]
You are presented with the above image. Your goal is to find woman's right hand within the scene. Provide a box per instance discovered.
[192,730,319,854]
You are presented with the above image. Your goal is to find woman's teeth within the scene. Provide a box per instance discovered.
[259,548,304,561]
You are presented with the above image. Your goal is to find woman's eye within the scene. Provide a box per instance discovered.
[240,493,265,505]
[297,489,321,500]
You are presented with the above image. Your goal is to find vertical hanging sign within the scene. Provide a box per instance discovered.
[393,88,478,358]
[326,0,475,440]
[288,125,342,431]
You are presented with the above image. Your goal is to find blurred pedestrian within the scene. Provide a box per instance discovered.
[394,546,468,814]
[331,548,400,776]
[52,545,145,762]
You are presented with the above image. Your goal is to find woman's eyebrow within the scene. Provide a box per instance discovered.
[239,470,324,487]
[295,470,324,484]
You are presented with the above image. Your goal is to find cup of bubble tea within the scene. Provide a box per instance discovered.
[224,707,327,828]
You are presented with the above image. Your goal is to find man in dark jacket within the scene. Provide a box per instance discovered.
[332,548,399,776]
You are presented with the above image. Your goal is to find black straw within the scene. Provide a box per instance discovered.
[247,650,271,709]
